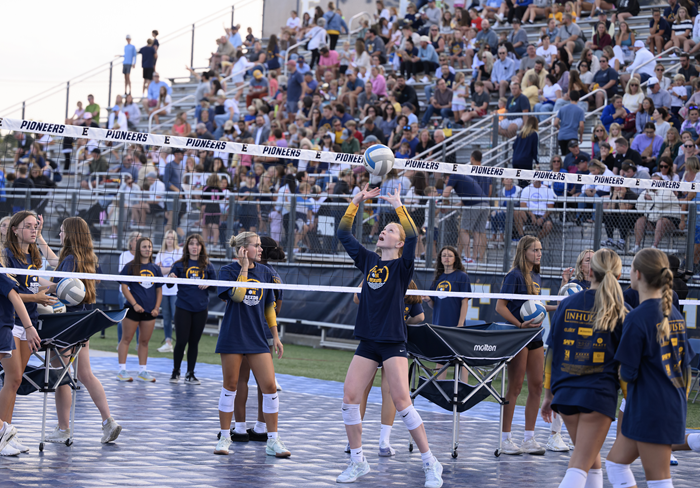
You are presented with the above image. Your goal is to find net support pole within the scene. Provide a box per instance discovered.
[426,198,435,268]
[171,192,180,233]
[286,195,297,263]
[686,202,697,269]
[190,24,195,68]
[25,189,31,213]
[70,192,78,216]
[355,200,364,243]
[226,193,236,260]
[503,200,514,273]
[231,5,235,26]
[117,192,126,250]
[22,101,25,119]
[491,114,498,149]
[593,201,603,252]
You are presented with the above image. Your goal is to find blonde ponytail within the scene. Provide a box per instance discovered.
[658,268,674,342]
[631,248,675,343]
[591,249,627,332]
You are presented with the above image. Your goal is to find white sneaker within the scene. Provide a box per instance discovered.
[0,423,17,453]
[521,437,546,455]
[275,378,282,391]
[101,417,122,444]
[494,13,505,22]
[214,435,232,455]
[0,443,20,456]
[378,442,395,457]
[501,437,522,455]
[545,433,570,452]
[423,458,443,488]
[670,453,679,466]
[137,370,156,382]
[157,343,173,353]
[45,425,70,444]
[631,245,641,254]
[9,435,28,453]
[266,436,291,457]
[406,77,417,85]
[421,76,430,83]
[337,459,370,483]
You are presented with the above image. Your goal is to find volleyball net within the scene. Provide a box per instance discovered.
[1,117,699,334]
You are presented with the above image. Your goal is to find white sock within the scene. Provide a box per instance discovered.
[350,447,364,463]
[102,419,109,426]
[379,424,392,446]
[524,430,534,442]
[220,429,229,438]
[583,468,603,488]
[502,432,512,442]
[647,480,674,488]
[420,449,434,467]
[139,364,147,373]
[234,422,246,434]
[0,422,5,435]
[267,431,278,439]
[559,468,587,488]
[688,433,700,452]
[254,421,267,434]
[118,363,126,372]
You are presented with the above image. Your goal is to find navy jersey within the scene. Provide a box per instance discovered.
[338,203,418,343]
[119,262,163,311]
[0,274,18,329]
[431,271,471,327]
[547,289,625,419]
[616,299,695,444]
[570,279,590,289]
[5,249,40,325]
[54,254,101,312]
[403,302,424,324]
[170,259,216,313]
[216,262,276,354]
[623,287,680,311]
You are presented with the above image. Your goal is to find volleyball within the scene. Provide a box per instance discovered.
[57,278,86,306]
[520,300,546,324]
[559,282,583,296]
[363,144,395,177]
[37,301,66,315]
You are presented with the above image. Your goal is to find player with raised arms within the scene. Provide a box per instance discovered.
[561,249,593,290]
[213,232,290,459]
[495,236,557,455]
[117,237,163,382]
[541,248,629,487]
[46,217,121,445]
[0,210,58,455]
[336,183,443,488]
[167,233,216,385]
[605,249,695,488]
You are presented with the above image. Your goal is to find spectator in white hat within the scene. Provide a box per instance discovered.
[620,40,656,91]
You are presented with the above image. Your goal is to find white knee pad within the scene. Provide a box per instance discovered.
[687,433,700,452]
[619,398,626,413]
[605,460,636,488]
[218,387,236,413]
[341,403,361,426]
[398,405,423,431]
[262,393,279,414]
[551,414,563,433]
[584,468,603,488]
[647,480,674,488]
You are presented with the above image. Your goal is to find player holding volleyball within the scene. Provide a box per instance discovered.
[541,248,629,487]
[605,249,695,488]
[336,183,443,487]
[213,232,290,458]
[494,236,557,456]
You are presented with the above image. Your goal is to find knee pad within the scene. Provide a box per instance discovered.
[584,468,603,488]
[646,480,674,488]
[218,387,236,413]
[619,398,626,413]
[262,393,279,414]
[605,460,636,488]
[688,433,700,452]
[398,405,423,431]
[341,403,361,426]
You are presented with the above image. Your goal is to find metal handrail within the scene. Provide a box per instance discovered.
[631,47,681,78]
[347,11,373,42]
[283,39,310,77]
[413,115,494,161]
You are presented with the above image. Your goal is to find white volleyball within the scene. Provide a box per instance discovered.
[56,278,86,306]
[559,282,583,296]
[520,300,546,324]
[363,144,395,177]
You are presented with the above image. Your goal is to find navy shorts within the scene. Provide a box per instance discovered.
[552,404,594,416]
[126,306,157,322]
[0,325,16,359]
[527,339,544,351]
[355,340,407,365]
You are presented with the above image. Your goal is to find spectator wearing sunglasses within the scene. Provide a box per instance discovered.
[630,123,663,169]
[656,156,679,182]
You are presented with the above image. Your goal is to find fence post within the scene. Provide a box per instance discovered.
[355,200,364,243]
[593,201,603,251]
[70,192,78,216]
[22,101,25,119]
[426,197,435,268]
[25,189,31,212]
[190,24,195,68]
[687,203,697,270]
[171,192,180,232]
[503,200,514,272]
[286,196,297,263]
[117,192,126,250]
[65,81,70,120]
[231,5,235,26]
[108,61,113,107]
[226,193,236,260]
[491,114,498,149]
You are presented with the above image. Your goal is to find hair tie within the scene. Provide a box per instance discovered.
[663,314,669,319]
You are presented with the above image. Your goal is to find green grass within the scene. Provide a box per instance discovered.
[89,328,700,429]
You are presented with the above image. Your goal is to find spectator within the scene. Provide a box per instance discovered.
[462,80,489,124]
[421,78,453,128]
[85,94,100,123]
[475,19,499,55]
[648,9,673,56]
[555,14,584,55]
[593,56,619,109]
[614,138,644,173]
[614,0,640,23]
[394,74,419,111]
[623,78,645,113]
[554,90,585,155]
[122,94,141,130]
[600,96,629,132]
[246,70,270,107]
[398,125,419,157]
[508,19,529,57]
[421,0,442,34]
[80,148,108,190]
[522,73,541,110]
[621,41,655,90]
[285,60,304,117]
[305,17,327,68]
[512,117,540,170]
[112,154,139,181]
[678,52,699,87]
[600,141,617,170]
[631,176,681,253]
[339,69,364,116]
[366,28,387,65]
[681,105,700,138]
[340,121,360,154]
[148,86,171,126]
[251,115,270,146]
[442,173,487,264]
[108,104,128,130]
[514,179,556,239]
[138,39,157,94]
[521,57,548,90]
[213,95,239,139]
[488,46,517,99]
[210,36,236,73]
[317,44,340,81]
[121,34,137,95]
[541,17,560,44]
[195,122,214,140]
[632,123,663,169]
[647,76,673,110]
[226,24,243,49]
[163,148,185,237]
[590,22,613,58]
[369,66,387,98]
[357,83,378,117]
[323,2,349,50]
[433,129,456,164]
[563,140,590,172]
[657,156,679,181]
[615,21,636,63]
[667,6,693,50]
[673,136,698,174]
[146,73,172,112]
[656,124,680,163]
[499,81,530,138]
[536,35,558,67]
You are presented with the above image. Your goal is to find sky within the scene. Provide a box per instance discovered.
[0,0,263,124]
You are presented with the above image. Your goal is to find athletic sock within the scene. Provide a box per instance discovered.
[0,422,5,436]
[583,468,603,488]
[139,364,147,373]
[559,468,587,488]
[254,421,267,434]
[234,422,246,435]
[102,419,109,426]
[350,447,364,463]
[267,431,278,439]
[502,432,512,442]
[118,363,126,372]
[379,424,392,446]
[647,480,673,488]
[220,429,229,439]
[524,430,534,442]
[420,449,434,467]
[688,433,700,452]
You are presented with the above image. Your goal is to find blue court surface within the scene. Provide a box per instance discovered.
[1,356,698,487]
